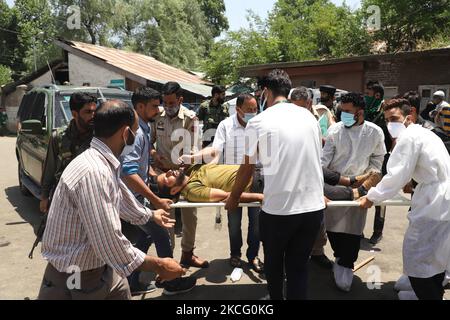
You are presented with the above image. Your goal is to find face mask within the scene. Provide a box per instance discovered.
[164,104,180,118]
[259,89,267,113]
[387,118,407,139]
[365,96,375,106]
[243,112,257,123]
[121,128,136,158]
[341,111,357,128]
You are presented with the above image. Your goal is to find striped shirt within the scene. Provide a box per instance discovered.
[42,137,153,278]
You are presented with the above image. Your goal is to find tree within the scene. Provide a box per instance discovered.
[13,0,61,74]
[0,0,26,79]
[118,0,212,70]
[203,11,282,85]
[197,0,229,38]
[269,0,371,61]
[0,64,12,86]
[51,0,117,45]
[360,0,450,52]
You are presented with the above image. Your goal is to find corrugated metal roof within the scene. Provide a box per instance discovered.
[56,40,213,97]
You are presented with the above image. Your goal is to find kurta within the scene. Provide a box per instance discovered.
[368,124,450,278]
[322,121,386,235]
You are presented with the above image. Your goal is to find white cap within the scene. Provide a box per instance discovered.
[433,90,445,98]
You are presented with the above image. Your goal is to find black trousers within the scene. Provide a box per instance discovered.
[323,167,353,201]
[373,153,391,234]
[327,231,361,269]
[409,273,445,300]
[260,210,323,300]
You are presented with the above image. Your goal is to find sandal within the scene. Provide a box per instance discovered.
[230,256,242,268]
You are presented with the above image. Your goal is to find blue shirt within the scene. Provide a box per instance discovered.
[121,117,151,198]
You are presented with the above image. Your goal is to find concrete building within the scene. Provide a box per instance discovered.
[1,40,213,133]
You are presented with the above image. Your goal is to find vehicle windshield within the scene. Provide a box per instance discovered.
[54,92,133,128]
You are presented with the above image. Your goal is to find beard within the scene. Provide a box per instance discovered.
[77,117,94,132]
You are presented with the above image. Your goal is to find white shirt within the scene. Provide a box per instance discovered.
[212,114,246,165]
[245,102,325,216]
[322,121,386,235]
[368,124,450,278]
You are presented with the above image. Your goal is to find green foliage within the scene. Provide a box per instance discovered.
[203,11,282,85]
[0,64,12,86]
[360,0,450,52]
[15,0,61,73]
[51,0,117,45]
[269,0,371,60]
[198,0,229,38]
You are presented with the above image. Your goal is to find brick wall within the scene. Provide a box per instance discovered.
[365,53,450,95]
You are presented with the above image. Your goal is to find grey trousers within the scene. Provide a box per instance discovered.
[37,263,131,300]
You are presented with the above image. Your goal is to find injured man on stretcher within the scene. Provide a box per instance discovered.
[151,164,382,203]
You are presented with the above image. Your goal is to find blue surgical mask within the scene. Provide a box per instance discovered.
[244,113,257,123]
[341,111,357,128]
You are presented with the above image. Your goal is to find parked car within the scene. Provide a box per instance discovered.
[16,85,133,199]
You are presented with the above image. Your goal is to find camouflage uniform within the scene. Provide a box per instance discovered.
[29,120,92,259]
[198,100,230,135]
[41,120,93,200]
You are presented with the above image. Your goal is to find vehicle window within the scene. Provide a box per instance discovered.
[55,95,71,128]
[54,92,133,129]
[101,94,133,108]
[30,92,46,127]
[17,93,37,122]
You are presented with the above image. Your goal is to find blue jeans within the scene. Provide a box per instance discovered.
[128,200,173,288]
[227,207,260,261]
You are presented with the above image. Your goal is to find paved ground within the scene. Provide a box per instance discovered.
[0,136,448,300]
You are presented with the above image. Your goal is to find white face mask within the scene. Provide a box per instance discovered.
[387,118,407,139]
[120,128,136,158]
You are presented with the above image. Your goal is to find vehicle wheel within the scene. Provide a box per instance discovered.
[18,164,32,196]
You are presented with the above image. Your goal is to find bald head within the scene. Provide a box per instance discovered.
[94,99,136,138]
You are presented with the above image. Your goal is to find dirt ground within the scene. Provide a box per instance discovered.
[0,136,448,300]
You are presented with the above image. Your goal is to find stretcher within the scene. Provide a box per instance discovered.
[169,194,412,209]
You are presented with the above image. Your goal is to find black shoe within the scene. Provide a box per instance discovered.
[162,277,196,296]
[175,230,183,238]
[369,232,383,245]
[130,282,157,296]
[310,254,333,270]
[248,257,264,274]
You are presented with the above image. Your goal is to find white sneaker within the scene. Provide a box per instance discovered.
[398,290,418,300]
[394,274,413,292]
[334,263,353,292]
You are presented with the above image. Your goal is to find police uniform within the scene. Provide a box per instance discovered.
[151,105,200,170]
[198,100,230,135]
[151,105,201,255]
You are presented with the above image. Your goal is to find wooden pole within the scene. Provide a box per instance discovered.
[353,256,375,272]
